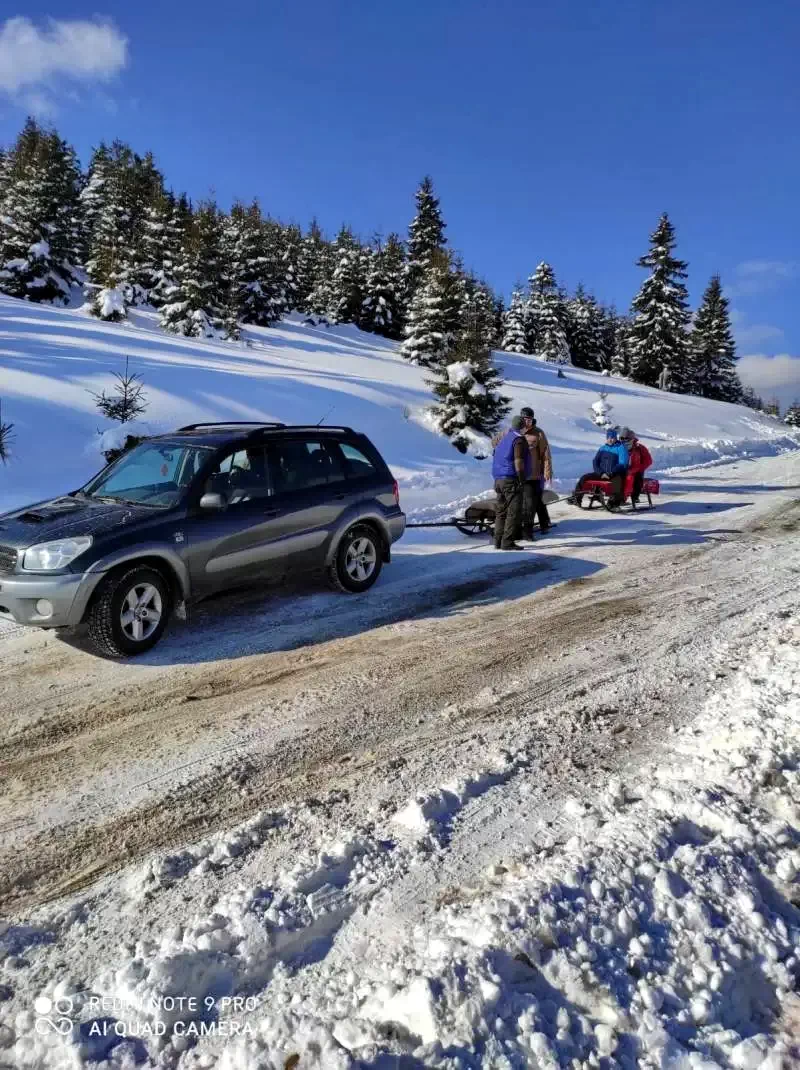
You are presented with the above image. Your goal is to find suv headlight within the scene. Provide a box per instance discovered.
[23,536,93,571]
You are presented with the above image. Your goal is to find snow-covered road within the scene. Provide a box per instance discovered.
[2,451,800,1069]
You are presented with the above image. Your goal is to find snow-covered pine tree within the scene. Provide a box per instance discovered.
[460,277,497,352]
[161,201,228,338]
[763,399,781,419]
[77,144,110,269]
[629,213,691,391]
[0,118,82,304]
[565,284,603,370]
[427,310,510,455]
[526,262,571,364]
[610,316,632,377]
[223,201,281,331]
[295,219,325,314]
[328,226,366,325]
[784,401,800,428]
[491,297,505,349]
[740,385,763,411]
[501,288,529,353]
[689,275,742,403]
[84,141,164,318]
[305,227,336,323]
[133,190,183,308]
[589,391,614,427]
[401,250,461,367]
[406,176,447,295]
[278,223,303,317]
[360,233,406,339]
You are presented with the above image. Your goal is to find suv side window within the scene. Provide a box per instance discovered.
[270,439,346,494]
[205,446,273,505]
[339,441,378,481]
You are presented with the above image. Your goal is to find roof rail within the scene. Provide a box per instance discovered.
[271,425,355,434]
[177,421,286,431]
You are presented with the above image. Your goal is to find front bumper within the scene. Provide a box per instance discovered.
[0,570,95,629]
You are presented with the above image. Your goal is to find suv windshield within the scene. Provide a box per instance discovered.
[84,442,212,507]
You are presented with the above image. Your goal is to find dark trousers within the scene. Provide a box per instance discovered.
[631,472,644,502]
[574,471,625,504]
[494,477,522,548]
[521,480,551,536]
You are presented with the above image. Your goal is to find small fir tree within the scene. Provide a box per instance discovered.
[629,213,691,391]
[427,314,511,455]
[0,398,14,464]
[690,275,742,402]
[91,357,148,423]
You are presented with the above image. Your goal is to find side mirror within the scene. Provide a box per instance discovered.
[199,492,226,512]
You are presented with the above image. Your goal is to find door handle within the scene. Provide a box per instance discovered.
[333,494,346,501]
[263,509,279,518]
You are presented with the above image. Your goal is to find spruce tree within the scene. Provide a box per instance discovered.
[328,226,366,324]
[690,275,742,402]
[526,262,571,364]
[566,284,603,370]
[501,288,529,353]
[401,250,461,367]
[741,385,763,411]
[0,398,14,464]
[610,316,632,377]
[427,312,510,454]
[296,219,326,314]
[361,233,406,339]
[279,223,303,316]
[0,118,81,303]
[784,402,800,428]
[406,176,447,294]
[629,213,691,391]
[460,278,497,352]
[161,201,227,338]
[224,201,281,330]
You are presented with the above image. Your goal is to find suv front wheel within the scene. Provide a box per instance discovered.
[329,524,383,593]
[87,564,171,658]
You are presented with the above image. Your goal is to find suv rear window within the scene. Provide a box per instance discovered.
[339,442,378,480]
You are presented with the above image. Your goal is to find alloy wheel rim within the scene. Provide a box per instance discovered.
[344,537,377,582]
[120,582,163,642]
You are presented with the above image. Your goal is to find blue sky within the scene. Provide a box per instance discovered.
[1,1,798,405]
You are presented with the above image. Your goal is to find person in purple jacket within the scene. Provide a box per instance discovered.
[491,415,531,550]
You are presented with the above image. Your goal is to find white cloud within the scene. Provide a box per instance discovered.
[734,323,785,349]
[727,260,797,299]
[0,16,127,110]
[738,353,800,409]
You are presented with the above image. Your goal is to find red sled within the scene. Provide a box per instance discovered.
[576,474,660,512]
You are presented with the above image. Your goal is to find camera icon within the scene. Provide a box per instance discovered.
[34,995,74,1036]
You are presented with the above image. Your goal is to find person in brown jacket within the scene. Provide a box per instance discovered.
[519,407,555,537]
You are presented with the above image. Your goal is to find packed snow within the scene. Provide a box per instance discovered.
[2,293,800,1070]
[0,294,796,516]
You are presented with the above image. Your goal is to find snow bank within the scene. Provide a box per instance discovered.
[0,294,797,515]
[4,616,800,1067]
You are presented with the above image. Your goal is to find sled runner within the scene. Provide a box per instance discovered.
[406,490,561,537]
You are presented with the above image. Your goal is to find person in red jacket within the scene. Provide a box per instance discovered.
[620,428,652,505]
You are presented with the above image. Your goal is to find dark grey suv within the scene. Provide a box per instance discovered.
[0,422,406,657]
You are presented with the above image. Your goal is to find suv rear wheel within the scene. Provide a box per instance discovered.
[87,565,171,658]
[329,524,383,593]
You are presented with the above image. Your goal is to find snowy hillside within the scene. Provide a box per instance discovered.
[0,293,796,514]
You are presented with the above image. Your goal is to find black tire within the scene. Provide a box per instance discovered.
[328,524,383,593]
[86,565,172,658]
